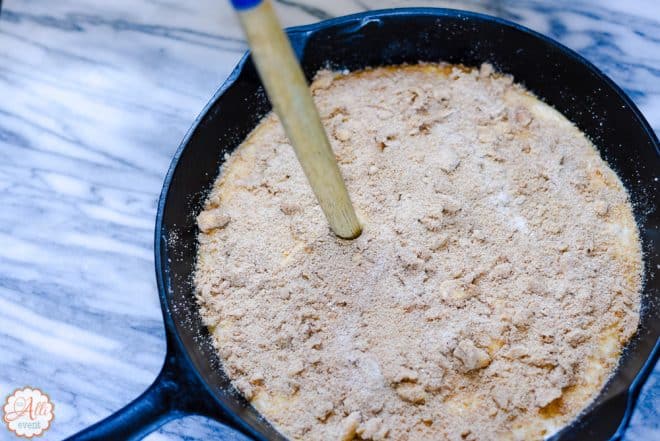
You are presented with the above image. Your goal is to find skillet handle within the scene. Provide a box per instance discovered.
[65,347,229,441]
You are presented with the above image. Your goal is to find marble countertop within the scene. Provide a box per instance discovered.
[0,0,657,439]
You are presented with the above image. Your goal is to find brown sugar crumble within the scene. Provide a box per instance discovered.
[194,63,642,440]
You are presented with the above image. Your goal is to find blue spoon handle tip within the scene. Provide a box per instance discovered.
[230,0,262,11]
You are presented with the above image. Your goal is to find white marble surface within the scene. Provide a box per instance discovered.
[0,0,657,440]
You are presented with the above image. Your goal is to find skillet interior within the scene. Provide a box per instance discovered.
[156,8,660,441]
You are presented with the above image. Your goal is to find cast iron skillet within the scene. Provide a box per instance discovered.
[69,8,659,441]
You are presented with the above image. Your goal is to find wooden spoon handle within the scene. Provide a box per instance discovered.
[231,0,362,239]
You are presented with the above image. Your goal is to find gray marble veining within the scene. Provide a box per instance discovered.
[0,0,657,439]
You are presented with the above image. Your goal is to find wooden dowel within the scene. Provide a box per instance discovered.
[232,0,362,239]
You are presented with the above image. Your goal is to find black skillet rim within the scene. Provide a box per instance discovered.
[155,7,660,440]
